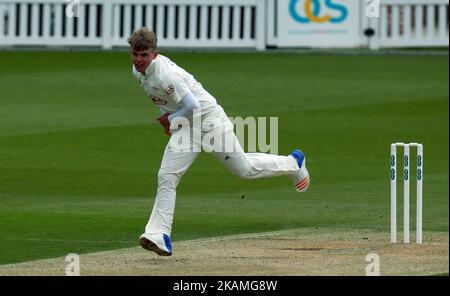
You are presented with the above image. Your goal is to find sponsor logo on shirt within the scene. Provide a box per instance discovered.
[166,85,174,95]
[149,95,167,105]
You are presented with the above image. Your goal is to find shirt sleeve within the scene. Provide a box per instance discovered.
[159,71,190,104]
[168,91,201,122]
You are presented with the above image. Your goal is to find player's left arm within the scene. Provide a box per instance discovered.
[168,91,200,122]
[157,71,200,135]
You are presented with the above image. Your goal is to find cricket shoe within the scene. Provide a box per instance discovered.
[139,233,172,256]
[290,149,310,193]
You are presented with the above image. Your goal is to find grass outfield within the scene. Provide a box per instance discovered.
[0,51,448,265]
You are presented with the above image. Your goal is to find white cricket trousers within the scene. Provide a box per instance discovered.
[145,106,299,235]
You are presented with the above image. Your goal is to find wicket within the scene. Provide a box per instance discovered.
[390,142,423,244]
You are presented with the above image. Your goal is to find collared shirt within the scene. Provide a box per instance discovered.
[132,55,217,115]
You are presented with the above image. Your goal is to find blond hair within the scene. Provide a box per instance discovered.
[128,27,158,51]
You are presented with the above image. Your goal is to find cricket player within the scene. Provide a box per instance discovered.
[129,28,310,256]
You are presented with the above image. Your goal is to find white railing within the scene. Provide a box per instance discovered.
[368,0,449,49]
[0,0,448,49]
[0,0,266,49]
[0,0,104,46]
[107,0,265,49]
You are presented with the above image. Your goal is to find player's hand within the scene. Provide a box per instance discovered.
[157,113,172,136]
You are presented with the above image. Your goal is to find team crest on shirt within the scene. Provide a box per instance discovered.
[166,85,174,95]
[149,95,167,105]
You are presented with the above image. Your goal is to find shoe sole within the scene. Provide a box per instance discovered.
[139,237,172,256]
[295,158,310,193]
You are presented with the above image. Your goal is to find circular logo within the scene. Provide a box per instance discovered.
[166,85,174,95]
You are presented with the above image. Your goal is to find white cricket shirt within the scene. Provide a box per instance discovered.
[133,54,218,115]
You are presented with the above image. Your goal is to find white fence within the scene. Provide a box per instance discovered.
[0,0,448,49]
[367,0,449,49]
[0,0,265,49]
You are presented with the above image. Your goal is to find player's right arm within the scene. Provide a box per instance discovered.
[157,91,200,136]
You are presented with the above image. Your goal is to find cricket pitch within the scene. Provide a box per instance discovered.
[0,228,448,276]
